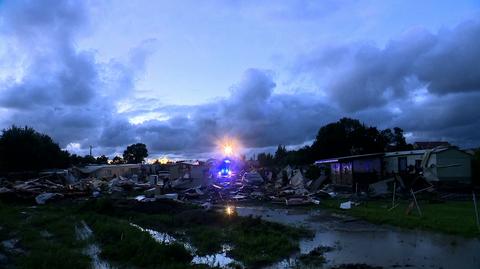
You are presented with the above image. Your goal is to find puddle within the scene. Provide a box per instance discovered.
[236,206,480,269]
[192,244,236,268]
[76,221,114,269]
[130,223,178,245]
[130,223,239,268]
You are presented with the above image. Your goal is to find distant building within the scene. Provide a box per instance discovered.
[72,164,141,178]
[168,161,210,180]
[315,153,383,190]
[421,147,473,184]
[316,146,474,188]
[384,149,427,175]
[413,141,450,150]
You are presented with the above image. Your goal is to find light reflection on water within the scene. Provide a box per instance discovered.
[130,223,237,268]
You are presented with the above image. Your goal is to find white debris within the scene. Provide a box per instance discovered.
[340,201,352,210]
[35,193,63,205]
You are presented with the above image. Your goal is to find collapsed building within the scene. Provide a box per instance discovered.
[315,146,474,191]
[315,153,383,191]
[72,164,142,179]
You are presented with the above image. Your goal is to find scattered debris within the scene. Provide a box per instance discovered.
[340,201,352,210]
[35,192,63,205]
[1,238,23,254]
[331,263,383,269]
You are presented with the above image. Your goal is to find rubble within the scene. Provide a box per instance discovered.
[0,161,445,209]
[0,172,154,203]
[35,192,64,205]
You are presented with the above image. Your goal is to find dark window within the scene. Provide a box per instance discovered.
[415,160,422,172]
[398,157,407,172]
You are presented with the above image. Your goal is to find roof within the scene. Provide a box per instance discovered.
[384,149,427,157]
[428,146,473,156]
[74,164,141,174]
[315,152,384,164]
[176,160,200,166]
[413,141,450,150]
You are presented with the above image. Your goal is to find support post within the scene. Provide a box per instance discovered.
[392,181,396,208]
[473,191,480,230]
[411,189,422,217]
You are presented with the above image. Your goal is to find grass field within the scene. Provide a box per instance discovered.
[0,198,312,268]
[321,198,480,237]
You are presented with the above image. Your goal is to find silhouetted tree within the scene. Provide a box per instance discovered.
[381,127,412,151]
[96,155,109,165]
[310,118,382,160]
[123,143,148,164]
[257,152,274,167]
[274,144,287,165]
[0,126,70,173]
[111,156,125,164]
[82,155,96,164]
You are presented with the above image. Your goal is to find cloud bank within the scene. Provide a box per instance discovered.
[0,1,479,159]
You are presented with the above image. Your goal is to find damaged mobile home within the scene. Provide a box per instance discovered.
[315,146,474,190]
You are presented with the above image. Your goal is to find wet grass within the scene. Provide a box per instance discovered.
[188,226,225,255]
[1,198,313,268]
[84,214,193,269]
[0,201,90,269]
[321,198,480,237]
[296,246,334,268]
[80,198,313,267]
[227,216,312,267]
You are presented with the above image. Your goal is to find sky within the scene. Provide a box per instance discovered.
[1,0,480,160]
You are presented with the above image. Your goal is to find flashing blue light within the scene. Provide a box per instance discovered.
[224,159,231,163]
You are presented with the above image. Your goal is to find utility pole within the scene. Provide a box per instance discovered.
[89,145,93,157]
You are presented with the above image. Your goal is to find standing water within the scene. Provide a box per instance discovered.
[236,206,480,269]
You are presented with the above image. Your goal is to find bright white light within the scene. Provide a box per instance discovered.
[159,157,169,164]
[216,137,242,157]
[224,145,233,155]
[225,205,235,216]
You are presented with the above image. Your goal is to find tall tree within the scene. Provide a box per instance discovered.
[82,155,96,164]
[123,143,148,164]
[111,156,125,164]
[392,127,412,150]
[96,155,109,165]
[0,126,70,172]
[274,144,287,164]
[310,118,385,160]
[257,152,274,167]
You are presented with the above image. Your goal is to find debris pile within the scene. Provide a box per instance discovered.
[0,161,449,208]
[0,173,153,204]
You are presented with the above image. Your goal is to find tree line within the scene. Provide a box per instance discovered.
[1,119,479,176]
[256,117,413,167]
[0,126,148,174]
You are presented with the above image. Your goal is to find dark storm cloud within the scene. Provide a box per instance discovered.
[0,0,150,156]
[297,20,480,112]
[0,0,97,108]
[289,19,480,148]
[130,69,338,154]
[414,21,480,94]
[1,0,479,158]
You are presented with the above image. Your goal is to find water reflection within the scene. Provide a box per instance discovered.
[237,206,480,269]
[130,223,239,268]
